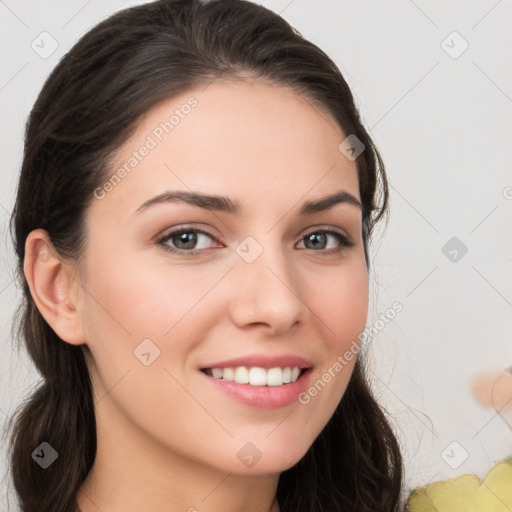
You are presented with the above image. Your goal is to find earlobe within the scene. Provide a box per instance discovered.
[23,229,86,345]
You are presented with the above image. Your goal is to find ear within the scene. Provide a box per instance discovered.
[23,228,86,345]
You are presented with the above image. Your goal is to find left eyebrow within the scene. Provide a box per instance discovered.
[133,189,362,216]
[298,190,362,215]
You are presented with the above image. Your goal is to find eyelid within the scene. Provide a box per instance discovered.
[157,226,222,250]
[156,223,354,255]
[302,224,352,241]
[157,223,352,241]
[157,223,220,243]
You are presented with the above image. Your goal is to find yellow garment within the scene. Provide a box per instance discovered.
[407,457,512,512]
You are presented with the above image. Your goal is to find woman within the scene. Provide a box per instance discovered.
[6,0,405,510]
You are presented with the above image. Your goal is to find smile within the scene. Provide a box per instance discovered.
[201,366,304,386]
[200,367,314,409]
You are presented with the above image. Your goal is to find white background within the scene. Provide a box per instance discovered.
[1,0,511,508]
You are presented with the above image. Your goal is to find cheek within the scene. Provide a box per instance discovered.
[308,259,369,349]
[79,250,230,370]
[298,259,368,410]
[78,255,225,445]
[82,243,198,329]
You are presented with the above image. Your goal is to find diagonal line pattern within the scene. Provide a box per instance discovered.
[265,165,336,234]
[0,277,13,297]
[0,201,11,215]
[164,368,234,438]
[471,409,500,440]
[471,265,512,307]
[278,0,295,16]
[61,0,93,29]
[371,62,439,130]
[200,471,233,502]
[65,267,132,336]
[470,205,499,233]
[371,371,438,437]
[477,477,512,510]
[407,0,439,28]
[406,265,438,297]
[198,74,221,95]
[265,407,296,439]
[390,184,439,233]
[77,487,105,512]
[95,369,131,405]
[472,61,512,104]
[164,163,234,234]
[163,267,234,336]
[0,0,29,28]
[470,389,512,439]
[265,265,337,335]
[0,62,29,92]
[471,0,503,30]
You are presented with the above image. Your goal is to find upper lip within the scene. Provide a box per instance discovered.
[200,353,314,370]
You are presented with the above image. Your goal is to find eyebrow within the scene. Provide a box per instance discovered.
[134,189,362,216]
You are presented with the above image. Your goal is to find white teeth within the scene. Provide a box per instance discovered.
[211,368,224,379]
[249,367,267,386]
[223,367,234,381]
[234,366,249,384]
[206,366,303,386]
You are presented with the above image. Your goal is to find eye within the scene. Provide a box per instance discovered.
[157,227,220,255]
[156,226,354,256]
[297,228,354,254]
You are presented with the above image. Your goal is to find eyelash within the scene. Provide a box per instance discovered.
[156,226,354,256]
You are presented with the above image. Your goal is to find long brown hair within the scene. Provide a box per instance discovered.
[5,0,405,510]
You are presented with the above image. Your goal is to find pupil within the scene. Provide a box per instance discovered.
[177,232,197,249]
[307,233,326,249]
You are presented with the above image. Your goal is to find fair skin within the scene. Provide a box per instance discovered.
[24,79,369,512]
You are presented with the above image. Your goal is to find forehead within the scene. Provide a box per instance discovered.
[91,79,360,219]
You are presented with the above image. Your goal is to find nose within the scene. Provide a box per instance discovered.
[228,239,305,335]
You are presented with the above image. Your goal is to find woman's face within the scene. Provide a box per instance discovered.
[76,79,368,475]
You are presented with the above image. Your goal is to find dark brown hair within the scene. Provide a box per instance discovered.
[5,0,405,510]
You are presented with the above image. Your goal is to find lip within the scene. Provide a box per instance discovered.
[200,367,314,409]
[199,353,314,370]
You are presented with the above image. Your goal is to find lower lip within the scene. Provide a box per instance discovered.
[200,368,313,409]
